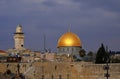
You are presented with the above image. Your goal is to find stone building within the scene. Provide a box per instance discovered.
[7,24,35,63]
[0,50,8,62]
[14,24,25,50]
[8,24,26,56]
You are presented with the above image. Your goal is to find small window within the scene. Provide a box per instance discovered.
[21,45,23,47]
[67,74,69,79]
[7,64,9,68]
[51,75,53,79]
[59,75,62,79]
[55,65,57,70]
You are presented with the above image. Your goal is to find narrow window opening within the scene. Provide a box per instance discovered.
[51,75,53,79]
[59,75,62,79]
[42,75,44,79]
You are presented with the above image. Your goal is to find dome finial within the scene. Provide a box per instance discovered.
[68,24,71,32]
[17,24,22,27]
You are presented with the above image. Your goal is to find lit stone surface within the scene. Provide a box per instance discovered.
[14,24,25,50]
[0,62,120,79]
[16,24,23,33]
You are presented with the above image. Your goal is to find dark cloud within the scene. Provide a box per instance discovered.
[72,0,120,12]
[42,1,57,7]
[0,0,120,52]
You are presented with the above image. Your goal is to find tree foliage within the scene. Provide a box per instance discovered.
[79,49,86,57]
[95,44,109,64]
[87,51,93,56]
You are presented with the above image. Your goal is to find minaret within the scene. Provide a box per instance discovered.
[14,24,24,50]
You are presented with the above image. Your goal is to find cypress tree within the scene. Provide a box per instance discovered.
[95,43,108,64]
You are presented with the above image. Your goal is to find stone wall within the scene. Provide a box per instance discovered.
[0,62,120,79]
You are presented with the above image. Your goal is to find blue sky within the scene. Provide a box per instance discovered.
[0,0,120,52]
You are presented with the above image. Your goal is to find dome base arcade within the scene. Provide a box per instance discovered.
[57,46,82,55]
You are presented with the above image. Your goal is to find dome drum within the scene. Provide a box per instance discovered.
[58,46,82,55]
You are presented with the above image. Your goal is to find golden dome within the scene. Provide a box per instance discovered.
[57,32,82,47]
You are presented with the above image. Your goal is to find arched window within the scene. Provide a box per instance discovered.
[67,48,69,51]
[63,48,65,52]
